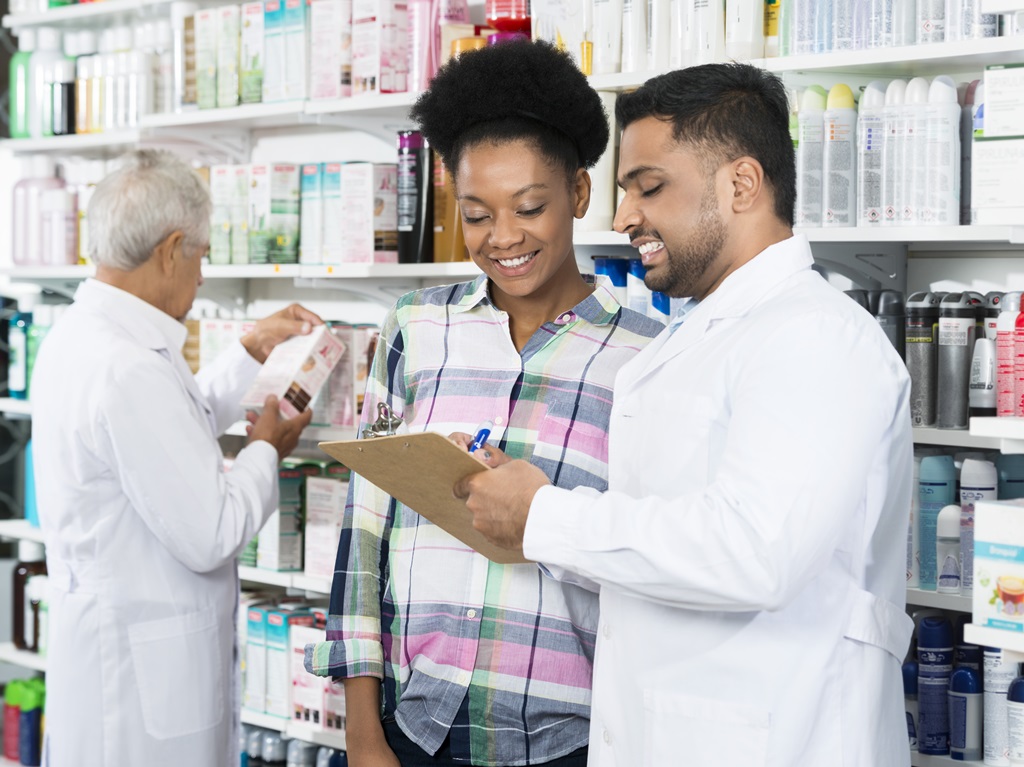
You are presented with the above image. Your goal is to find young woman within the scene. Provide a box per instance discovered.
[305,41,664,767]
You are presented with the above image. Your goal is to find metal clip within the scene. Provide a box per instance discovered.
[361,402,403,439]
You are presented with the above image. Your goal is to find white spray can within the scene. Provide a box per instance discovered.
[795,85,827,227]
[882,79,908,227]
[858,80,887,226]
[960,458,997,599]
[916,0,945,42]
[997,293,1022,418]
[923,75,961,226]
[822,83,857,227]
[903,76,930,226]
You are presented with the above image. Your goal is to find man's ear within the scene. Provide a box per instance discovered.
[153,231,185,274]
[729,157,765,215]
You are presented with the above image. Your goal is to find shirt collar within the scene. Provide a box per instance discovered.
[73,279,189,352]
[451,273,625,327]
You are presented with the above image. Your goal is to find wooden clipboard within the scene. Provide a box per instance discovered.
[318,432,529,565]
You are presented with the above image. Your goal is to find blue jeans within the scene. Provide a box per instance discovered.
[381,718,589,767]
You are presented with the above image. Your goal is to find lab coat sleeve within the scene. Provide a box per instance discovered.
[523,314,909,612]
[99,354,279,574]
[195,340,262,436]
[306,308,404,679]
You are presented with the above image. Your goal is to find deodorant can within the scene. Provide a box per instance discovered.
[844,289,871,312]
[1008,675,1024,766]
[918,616,953,755]
[949,666,982,761]
[938,292,978,429]
[906,292,942,427]
[876,289,906,360]
[904,660,919,751]
[986,645,1020,765]
[397,130,434,264]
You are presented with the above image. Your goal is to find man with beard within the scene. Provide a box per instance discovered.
[453,63,915,767]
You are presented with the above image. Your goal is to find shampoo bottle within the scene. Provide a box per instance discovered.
[690,0,725,64]
[9,29,36,139]
[396,130,433,264]
[725,0,764,60]
[997,453,1024,500]
[996,291,1021,417]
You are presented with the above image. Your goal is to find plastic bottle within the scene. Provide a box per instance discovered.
[857,80,886,226]
[985,646,1020,766]
[919,454,956,590]
[40,188,77,266]
[903,76,930,226]
[795,85,826,227]
[997,292,1022,417]
[936,503,961,594]
[937,292,976,430]
[51,58,76,136]
[7,301,33,401]
[397,130,433,264]
[486,0,530,33]
[691,0,725,65]
[949,666,982,761]
[881,79,908,226]
[960,79,979,226]
[923,75,961,226]
[620,0,647,72]
[893,0,917,43]
[12,156,65,268]
[906,291,941,427]
[1009,674,1024,766]
[764,0,781,56]
[262,731,288,766]
[18,680,43,767]
[154,20,175,114]
[35,575,49,657]
[28,28,63,139]
[960,457,996,598]
[918,615,953,755]
[998,454,1024,500]
[648,0,672,70]
[127,50,154,125]
[88,54,104,133]
[916,0,945,42]
[171,1,199,112]
[9,29,36,139]
[946,0,997,39]
[876,290,906,359]
[904,660,919,750]
[669,0,694,66]
[286,739,318,767]
[725,0,764,60]
[1016,301,1024,417]
[247,726,266,766]
[970,292,1001,417]
[3,681,21,762]
[822,83,857,227]
[12,541,46,652]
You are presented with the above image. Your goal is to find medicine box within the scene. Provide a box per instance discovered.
[240,1,265,103]
[217,4,241,107]
[262,0,286,102]
[247,163,300,264]
[209,165,234,265]
[244,604,271,712]
[351,0,407,95]
[303,470,350,580]
[983,64,1024,138]
[194,8,218,109]
[309,0,353,100]
[230,165,251,264]
[299,163,323,264]
[283,0,309,99]
[241,324,347,418]
[340,162,398,264]
[309,323,360,428]
[290,623,325,726]
[321,162,343,263]
[257,508,303,572]
[973,499,1024,634]
[265,606,315,718]
[971,137,1024,225]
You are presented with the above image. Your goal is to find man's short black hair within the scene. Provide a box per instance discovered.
[616,63,796,226]
[411,40,609,185]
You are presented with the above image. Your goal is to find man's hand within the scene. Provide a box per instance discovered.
[241,303,324,364]
[246,395,313,460]
[453,460,550,551]
[448,432,513,468]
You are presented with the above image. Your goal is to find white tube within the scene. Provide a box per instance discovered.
[648,0,672,69]
[923,75,961,226]
[795,85,826,227]
[857,80,887,226]
[822,83,857,227]
[691,0,725,64]
[725,0,764,60]
[621,0,648,72]
[593,0,624,74]
[578,91,618,232]
[669,0,694,66]
[892,0,917,43]
[881,79,907,226]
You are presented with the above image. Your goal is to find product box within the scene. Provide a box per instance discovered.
[217,4,241,107]
[324,676,345,731]
[290,622,326,726]
[198,316,244,369]
[263,0,286,102]
[183,14,198,109]
[351,0,407,95]
[310,323,357,427]
[303,469,350,580]
[248,163,300,264]
[971,137,1024,225]
[321,162,344,263]
[241,1,265,103]
[209,165,235,265]
[531,0,587,70]
[241,324,347,417]
[983,64,1024,139]
[244,604,271,712]
[340,162,398,263]
[266,605,315,718]
[310,0,353,100]
[299,163,324,264]
[195,8,218,109]
[283,0,309,99]
[257,507,304,571]
[973,499,1024,633]
[231,165,251,264]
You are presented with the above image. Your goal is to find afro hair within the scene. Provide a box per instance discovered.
[410,40,610,182]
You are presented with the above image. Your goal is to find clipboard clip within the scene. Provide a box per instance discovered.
[361,402,403,439]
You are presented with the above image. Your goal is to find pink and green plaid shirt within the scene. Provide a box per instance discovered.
[305,275,663,766]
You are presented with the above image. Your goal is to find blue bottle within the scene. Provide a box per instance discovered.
[903,660,919,751]
[919,455,957,590]
[593,257,628,305]
[918,616,953,755]
[18,680,43,767]
[997,454,1024,500]
[24,440,38,528]
[949,666,982,761]
[7,308,32,399]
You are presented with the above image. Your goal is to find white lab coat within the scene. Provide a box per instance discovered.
[30,280,279,767]
[525,236,914,767]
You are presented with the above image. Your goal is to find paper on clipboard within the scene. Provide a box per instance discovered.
[318,432,529,565]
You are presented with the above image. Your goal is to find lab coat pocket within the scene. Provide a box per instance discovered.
[643,690,770,767]
[128,606,224,739]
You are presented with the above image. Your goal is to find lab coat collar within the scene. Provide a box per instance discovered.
[74,279,189,355]
[451,273,626,327]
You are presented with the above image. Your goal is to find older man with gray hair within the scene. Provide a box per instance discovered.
[30,150,320,767]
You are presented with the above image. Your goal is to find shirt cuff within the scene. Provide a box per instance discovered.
[524,484,581,568]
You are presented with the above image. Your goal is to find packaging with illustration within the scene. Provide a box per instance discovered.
[241,325,346,418]
[973,498,1024,632]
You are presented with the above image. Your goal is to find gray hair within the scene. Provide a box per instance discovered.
[88,149,212,271]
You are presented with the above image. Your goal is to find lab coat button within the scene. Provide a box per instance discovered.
[602,623,611,639]
[467,609,477,619]
[603,729,612,745]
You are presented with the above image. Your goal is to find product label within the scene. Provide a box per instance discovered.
[8,331,26,393]
[939,316,971,347]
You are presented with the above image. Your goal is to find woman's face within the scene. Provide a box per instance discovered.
[455,139,590,302]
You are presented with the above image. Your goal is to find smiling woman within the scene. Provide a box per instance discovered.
[303,39,666,767]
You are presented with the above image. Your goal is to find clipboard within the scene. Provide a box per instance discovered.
[318,432,529,565]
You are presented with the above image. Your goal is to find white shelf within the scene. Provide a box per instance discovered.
[912,426,1002,450]
[0,642,47,672]
[290,573,334,595]
[964,623,1024,663]
[224,419,356,441]
[241,708,288,732]
[0,519,46,544]
[297,262,479,279]
[238,566,332,595]
[0,129,142,155]
[797,224,1024,247]
[241,709,346,750]
[140,101,307,131]
[0,397,32,418]
[0,262,480,282]
[911,753,985,767]
[2,0,171,29]
[906,588,974,613]
[204,264,302,279]
[969,417,1024,454]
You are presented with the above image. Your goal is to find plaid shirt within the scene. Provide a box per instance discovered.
[305,275,663,766]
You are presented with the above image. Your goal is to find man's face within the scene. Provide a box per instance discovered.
[613,116,728,301]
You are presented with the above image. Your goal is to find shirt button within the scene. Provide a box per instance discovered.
[467,609,477,619]
[493,416,504,426]
[556,312,576,325]
[603,729,612,745]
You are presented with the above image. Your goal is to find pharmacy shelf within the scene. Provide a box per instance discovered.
[290,573,333,595]
[0,642,47,673]
[983,0,1024,10]
[204,264,302,279]
[0,397,32,419]
[912,427,1002,450]
[969,417,1024,454]
[238,566,332,595]
[911,753,984,767]
[0,519,45,544]
[297,262,479,280]
[797,224,1024,248]
[140,101,307,131]
[0,129,142,156]
[2,0,171,29]
[241,709,346,750]
[906,588,973,613]
[0,262,479,282]
[964,623,1024,663]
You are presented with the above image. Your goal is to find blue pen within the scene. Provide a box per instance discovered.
[468,420,493,453]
